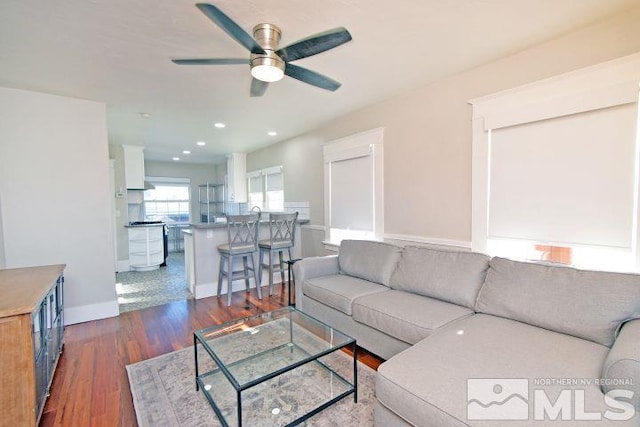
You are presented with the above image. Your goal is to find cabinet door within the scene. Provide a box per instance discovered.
[226,153,247,203]
[55,277,64,352]
[33,300,48,417]
[123,145,146,189]
[47,290,58,374]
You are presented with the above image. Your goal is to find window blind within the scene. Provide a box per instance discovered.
[488,102,638,249]
[329,154,373,231]
[265,171,283,192]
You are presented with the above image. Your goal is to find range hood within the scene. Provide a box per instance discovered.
[127,181,155,191]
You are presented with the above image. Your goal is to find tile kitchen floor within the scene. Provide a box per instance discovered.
[116,251,192,313]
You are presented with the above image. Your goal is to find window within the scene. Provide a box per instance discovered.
[323,128,384,245]
[246,166,284,212]
[247,172,264,209]
[471,53,640,272]
[144,179,191,224]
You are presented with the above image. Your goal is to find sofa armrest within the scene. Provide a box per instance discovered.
[602,319,640,409]
[293,255,339,310]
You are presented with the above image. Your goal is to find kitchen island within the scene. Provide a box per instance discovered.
[125,222,166,271]
[183,220,307,299]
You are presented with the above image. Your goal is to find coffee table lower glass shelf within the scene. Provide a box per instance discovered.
[194,307,357,427]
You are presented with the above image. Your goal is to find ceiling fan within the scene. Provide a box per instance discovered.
[172,3,353,97]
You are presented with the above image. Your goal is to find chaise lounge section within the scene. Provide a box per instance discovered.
[294,240,640,426]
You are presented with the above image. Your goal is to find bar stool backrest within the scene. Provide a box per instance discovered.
[226,213,261,252]
[268,212,298,249]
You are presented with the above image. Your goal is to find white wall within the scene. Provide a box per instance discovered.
[0,193,5,268]
[247,6,640,253]
[0,87,118,324]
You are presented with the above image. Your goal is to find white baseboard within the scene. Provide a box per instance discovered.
[194,272,290,300]
[64,299,119,325]
[195,281,217,299]
[383,233,472,250]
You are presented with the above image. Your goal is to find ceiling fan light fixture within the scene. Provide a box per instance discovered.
[250,55,285,82]
[172,4,352,96]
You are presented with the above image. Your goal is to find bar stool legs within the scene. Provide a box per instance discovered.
[217,253,261,306]
[257,212,298,298]
[259,248,292,296]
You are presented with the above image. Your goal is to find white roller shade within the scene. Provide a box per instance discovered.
[248,175,263,193]
[488,102,638,248]
[330,154,373,231]
[265,172,283,192]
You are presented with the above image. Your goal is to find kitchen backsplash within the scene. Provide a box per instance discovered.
[284,201,310,220]
[236,201,310,220]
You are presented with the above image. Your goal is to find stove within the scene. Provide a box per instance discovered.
[129,221,164,225]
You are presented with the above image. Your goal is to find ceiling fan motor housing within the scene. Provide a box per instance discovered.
[250,23,285,82]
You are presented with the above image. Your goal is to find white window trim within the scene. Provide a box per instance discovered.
[323,127,384,246]
[145,176,191,184]
[469,52,640,269]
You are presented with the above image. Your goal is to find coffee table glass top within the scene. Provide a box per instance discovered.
[194,307,357,426]
[195,306,354,388]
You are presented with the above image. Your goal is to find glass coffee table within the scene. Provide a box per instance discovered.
[194,307,357,427]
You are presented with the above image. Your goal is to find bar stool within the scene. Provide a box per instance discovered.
[258,212,298,296]
[217,213,262,306]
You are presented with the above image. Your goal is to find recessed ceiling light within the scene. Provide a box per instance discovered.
[196,141,206,146]
[172,157,180,161]
[139,112,152,119]
[183,150,191,155]
[214,123,226,128]
[267,131,277,136]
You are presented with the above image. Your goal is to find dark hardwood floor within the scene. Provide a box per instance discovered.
[40,284,383,427]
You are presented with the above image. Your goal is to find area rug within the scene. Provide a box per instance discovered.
[126,345,376,426]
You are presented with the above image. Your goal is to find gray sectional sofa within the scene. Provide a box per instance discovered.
[293,240,640,426]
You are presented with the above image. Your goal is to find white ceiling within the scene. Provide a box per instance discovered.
[0,0,636,164]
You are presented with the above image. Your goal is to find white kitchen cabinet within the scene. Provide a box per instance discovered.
[123,145,146,190]
[127,225,164,271]
[226,153,247,203]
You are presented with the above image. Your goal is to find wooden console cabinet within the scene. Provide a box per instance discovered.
[0,264,65,427]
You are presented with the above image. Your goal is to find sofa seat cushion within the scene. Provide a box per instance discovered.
[376,314,627,427]
[477,257,640,347]
[352,290,473,345]
[301,274,387,315]
[390,246,490,309]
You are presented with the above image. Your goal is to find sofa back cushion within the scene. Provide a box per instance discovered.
[338,240,402,286]
[477,257,640,347]
[389,246,490,309]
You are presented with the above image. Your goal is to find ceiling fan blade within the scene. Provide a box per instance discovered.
[195,3,265,54]
[276,27,352,62]
[250,78,269,97]
[284,63,341,91]
[172,58,247,65]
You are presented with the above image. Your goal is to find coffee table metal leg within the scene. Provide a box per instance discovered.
[288,262,292,306]
[194,333,199,391]
[289,312,294,354]
[237,390,242,427]
[353,340,358,403]
[285,258,301,307]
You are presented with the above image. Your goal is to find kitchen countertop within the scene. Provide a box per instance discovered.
[125,222,166,228]
[189,219,309,229]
